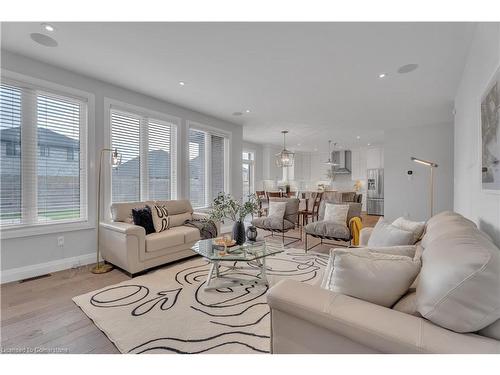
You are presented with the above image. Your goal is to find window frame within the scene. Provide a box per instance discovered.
[242,150,255,200]
[104,98,180,219]
[187,121,231,209]
[1,70,95,239]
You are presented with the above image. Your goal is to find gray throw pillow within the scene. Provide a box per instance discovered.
[367,218,414,247]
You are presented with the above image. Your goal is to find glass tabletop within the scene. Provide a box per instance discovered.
[191,239,284,261]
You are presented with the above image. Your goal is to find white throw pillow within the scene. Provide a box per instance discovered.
[366,245,417,258]
[367,218,414,247]
[323,203,349,225]
[268,201,287,219]
[321,248,421,307]
[417,221,500,333]
[392,217,425,244]
[151,204,170,233]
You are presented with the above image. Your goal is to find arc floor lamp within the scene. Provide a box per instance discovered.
[411,157,438,219]
[92,148,121,274]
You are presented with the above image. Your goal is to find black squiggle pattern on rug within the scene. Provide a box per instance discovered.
[90,285,149,308]
[190,302,268,317]
[132,288,182,316]
[128,331,270,354]
[210,312,270,328]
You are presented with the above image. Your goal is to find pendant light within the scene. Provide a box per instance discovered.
[325,140,339,166]
[275,130,295,167]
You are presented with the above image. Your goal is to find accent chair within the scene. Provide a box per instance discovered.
[304,201,362,251]
[251,197,301,246]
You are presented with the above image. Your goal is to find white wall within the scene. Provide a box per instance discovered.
[0,50,243,280]
[454,23,500,247]
[384,123,454,222]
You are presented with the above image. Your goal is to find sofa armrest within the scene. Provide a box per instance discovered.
[267,279,500,354]
[192,212,221,235]
[99,221,146,274]
[359,227,373,246]
[100,221,145,237]
[192,212,209,220]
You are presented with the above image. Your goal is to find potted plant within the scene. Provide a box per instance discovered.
[209,193,259,245]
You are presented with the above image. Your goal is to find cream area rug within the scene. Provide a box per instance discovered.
[73,250,328,354]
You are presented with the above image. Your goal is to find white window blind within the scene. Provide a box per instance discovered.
[148,119,176,201]
[110,108,177,203]
[0,80,88,228]
[37,93,83,223]
[211,134,225,201]
[189,129,206,208]
[188,127,228,208]
[111,111,140,203]
[0,84,22,225]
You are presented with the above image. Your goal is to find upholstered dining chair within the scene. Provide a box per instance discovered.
[267,191,283,199]
[251,197,301,246]
[304,201,362,252]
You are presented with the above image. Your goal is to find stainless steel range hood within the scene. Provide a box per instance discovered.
[332,150,352,174]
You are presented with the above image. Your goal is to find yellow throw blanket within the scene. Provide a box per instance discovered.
[349,217,363,246]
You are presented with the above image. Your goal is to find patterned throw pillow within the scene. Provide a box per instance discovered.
[151,204,170,233]
[131,206,155,235]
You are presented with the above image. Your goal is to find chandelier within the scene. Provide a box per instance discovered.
[275,130,295,167]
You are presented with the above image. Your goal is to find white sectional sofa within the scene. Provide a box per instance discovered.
[99,199,218,276]
[267,211,500,353]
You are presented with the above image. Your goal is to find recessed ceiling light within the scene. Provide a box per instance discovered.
[232,112,243,116]
[245,109,251,113]
[398,63,419,74]
[367,143,371,146]
[179,81,186,86]
[356,135,361,140]
[297,143,301,146]
[378,73,387,79]
[30,33,58,47]
[41,23,55,32]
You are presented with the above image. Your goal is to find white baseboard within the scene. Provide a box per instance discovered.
[1,253,95,284]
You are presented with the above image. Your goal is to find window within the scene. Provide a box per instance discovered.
[111,111,140,203]
[188,129,206,208]
[110,107,177,203]
[0,80,88,228]
[188,126,229,208]
[242,151,254,200]
[66,148,74,161]
[39,145,50,157]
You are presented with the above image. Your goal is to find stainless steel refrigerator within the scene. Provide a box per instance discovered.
[367,168,384,215]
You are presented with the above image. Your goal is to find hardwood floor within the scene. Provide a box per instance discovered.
[0,213,380,354]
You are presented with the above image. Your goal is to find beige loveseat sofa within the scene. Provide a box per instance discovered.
[100,199,217,276]
[267,211,500,353]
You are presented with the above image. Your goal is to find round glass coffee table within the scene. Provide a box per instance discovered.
[191,239,284,291]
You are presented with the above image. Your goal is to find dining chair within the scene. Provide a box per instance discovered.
[256,190,268,217]
[299,191,323,227]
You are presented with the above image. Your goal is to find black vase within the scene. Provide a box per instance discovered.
[246,225,258,242]
[232,221,246,245]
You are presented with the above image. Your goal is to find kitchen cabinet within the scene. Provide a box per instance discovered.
[366,147,384,170]
[351,148,367,181]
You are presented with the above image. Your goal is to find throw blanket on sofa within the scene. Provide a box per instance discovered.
[349,217,363,246]
[184,219,218,240]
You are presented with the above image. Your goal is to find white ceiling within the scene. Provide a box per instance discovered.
[1,22,474,151]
